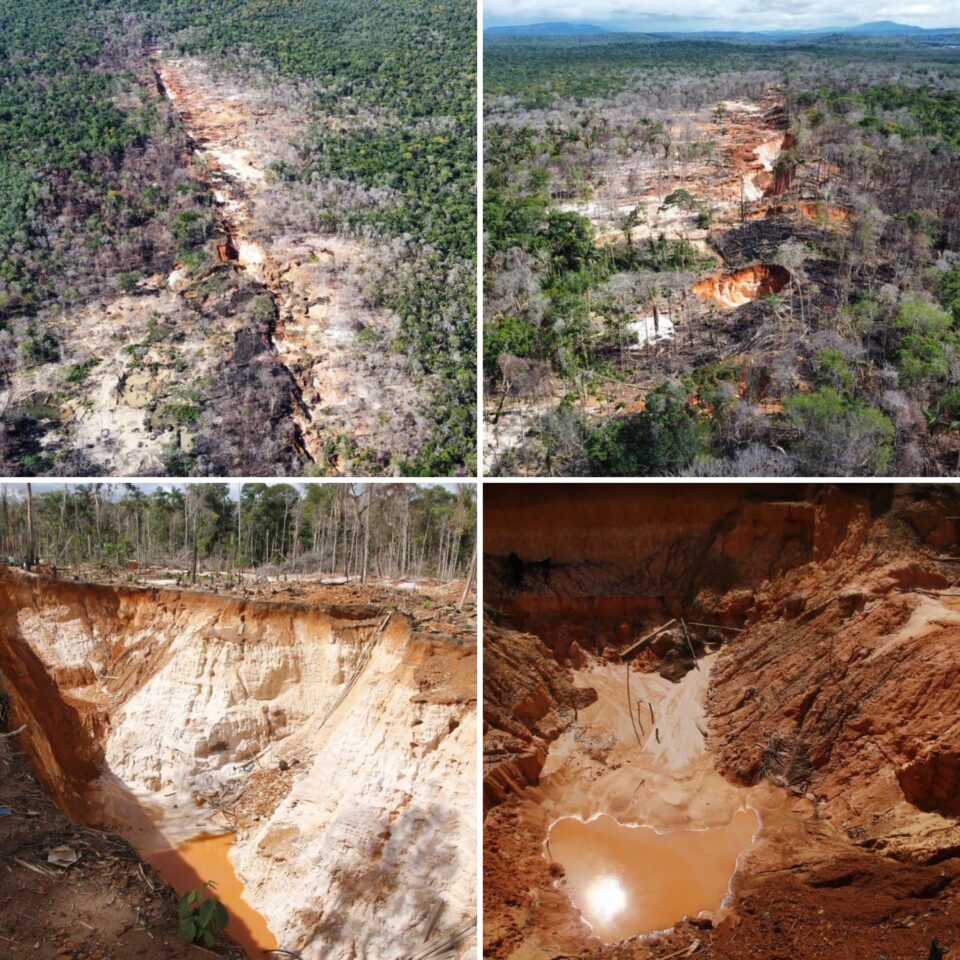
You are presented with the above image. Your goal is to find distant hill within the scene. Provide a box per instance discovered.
[651,25,936,42]
[485,22,614,36]
[488,19,956,42]
[845,20,926,35]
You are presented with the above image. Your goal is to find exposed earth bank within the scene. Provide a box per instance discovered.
[484,484,960,960]
[0,569,477,960]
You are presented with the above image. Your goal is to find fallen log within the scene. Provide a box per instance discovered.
[622,619,677,660]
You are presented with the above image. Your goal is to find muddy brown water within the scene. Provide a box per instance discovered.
[547,809,759,941]
[143,832,278,956]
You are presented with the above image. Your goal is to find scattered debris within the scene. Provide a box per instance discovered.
[47,844,80,867]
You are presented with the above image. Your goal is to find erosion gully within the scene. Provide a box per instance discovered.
[0,568,396,957]
[151,61,315,467]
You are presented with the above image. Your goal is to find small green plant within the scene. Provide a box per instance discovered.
[161,402,201,426]
[65,358,100,384]
[178,881,228,947]
[118,272,140,294]
[355,326,383,345]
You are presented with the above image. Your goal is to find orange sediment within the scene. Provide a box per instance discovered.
[798,201,849,223]
[547,809,759,941]
[144,832,278,957]
[692,265,790,309]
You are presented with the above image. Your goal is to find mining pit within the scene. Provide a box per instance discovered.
[483,484,960,959]
[692,264,790,309]
[0,567,476,959]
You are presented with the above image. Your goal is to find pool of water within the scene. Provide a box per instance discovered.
[547,809,759,941]
[143,832,278,957]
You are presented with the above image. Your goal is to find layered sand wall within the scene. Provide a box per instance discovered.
[0,567,476,959]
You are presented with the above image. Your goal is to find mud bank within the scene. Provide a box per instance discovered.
[0,567,477,959]
[484,484,960,960]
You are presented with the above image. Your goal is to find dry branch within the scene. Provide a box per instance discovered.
[622,619,677,660]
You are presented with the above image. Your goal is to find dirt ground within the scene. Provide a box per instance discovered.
[34,565,476,646]
[0,723,245,960]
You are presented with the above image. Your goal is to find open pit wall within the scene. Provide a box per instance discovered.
[0,568,476,960]
[484,485,960,960]
[484,484,825,655]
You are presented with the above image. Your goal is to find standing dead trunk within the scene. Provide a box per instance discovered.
[361,486,372,585]
[458,544,477,612]
[25,483,36,570]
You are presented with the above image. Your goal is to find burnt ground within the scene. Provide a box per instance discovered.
[542,214,852,427]
[709,217,833,269]
[0,705,245,960]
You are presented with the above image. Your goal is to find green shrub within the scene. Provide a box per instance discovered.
[118,272,140,294]
[782,387,895,475]
[177,882,228,948]
[542,211,596,274]
[65,358,100,384]
[161,403,201,426]
[938,267,960,324]
[484,316,537,378]
[934,384,960,424]
[812,348,855,393]
[20,330,60,365]
[586,381,707,476]
[663,188,698,210]
[894,299,957,388]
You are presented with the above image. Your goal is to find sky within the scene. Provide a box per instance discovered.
[484,0,960,31]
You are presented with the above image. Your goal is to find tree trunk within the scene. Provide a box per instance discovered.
[458,544,477,612]
[361,486,372,585]
[26,483,36,570]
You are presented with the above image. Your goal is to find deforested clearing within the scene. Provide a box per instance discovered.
[484,32,960,476]
[0,0,476,477]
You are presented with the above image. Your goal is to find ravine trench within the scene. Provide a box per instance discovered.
[0,567,477,960]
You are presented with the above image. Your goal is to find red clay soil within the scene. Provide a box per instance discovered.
[483,626,595,812]
[798,200,849,223]
[0,726,244,960]
[709,486,960,859]
[483,484,960,960]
